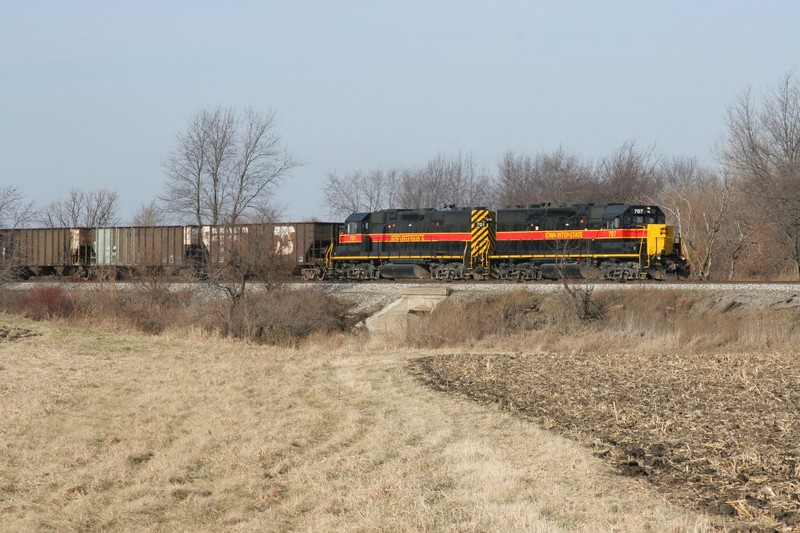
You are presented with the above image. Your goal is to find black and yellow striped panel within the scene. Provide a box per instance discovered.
[470,209,495,262]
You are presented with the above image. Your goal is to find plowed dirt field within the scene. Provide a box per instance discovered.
[412,350,800,532]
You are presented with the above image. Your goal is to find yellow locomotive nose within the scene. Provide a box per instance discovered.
[646,224,674,256]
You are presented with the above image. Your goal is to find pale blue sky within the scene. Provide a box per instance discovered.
[1,1,798,223]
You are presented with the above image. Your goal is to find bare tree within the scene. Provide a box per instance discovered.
[323,169,399,218]
[131,199,168,226]
[720,71,800,278]
[494,147,595,206]
[204,107,237,225]
[163,106,298,225]
[39,188,120,227]
[655,158,757,280]
[324,152,492,215]
[248,202,285,224]
[162,109,209,225]
[0,186,36,282]
[722,206,761,280]
[694,173,733,280]
[398,152,492,208]
[495,151,537,206]
[656,156,699,239]
[597,141,662,203]
[228,108,299,224]
[0,185,36,228]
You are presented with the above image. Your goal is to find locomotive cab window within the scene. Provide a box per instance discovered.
[344,212,370,234]
[623,213,663,226]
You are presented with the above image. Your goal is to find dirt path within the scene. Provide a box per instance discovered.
[302,349,716,532]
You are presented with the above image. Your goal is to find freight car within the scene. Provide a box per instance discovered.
[199,222,338,280]
[0,222,338,281]
[325,203,689,281]
[0,228,93,278]
[90,226,195,279]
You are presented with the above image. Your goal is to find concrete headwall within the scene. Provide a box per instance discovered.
[364,286,449,338]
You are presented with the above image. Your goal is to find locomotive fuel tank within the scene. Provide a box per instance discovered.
[378,263,431,279]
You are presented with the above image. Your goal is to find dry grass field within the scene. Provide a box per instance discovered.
[1,313,715,532]
[1,284,799,531]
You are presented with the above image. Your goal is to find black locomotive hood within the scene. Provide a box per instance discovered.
[344,212,370,223]
[602,204,630,221]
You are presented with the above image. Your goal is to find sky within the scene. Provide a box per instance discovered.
[1,1,798,224]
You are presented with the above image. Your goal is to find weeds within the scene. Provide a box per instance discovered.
[20,286,74,320]
[408,291,546,348]
[219,289,349,345]
[403,287,800,354]
[1,285,350,345]
[2,285,799,354]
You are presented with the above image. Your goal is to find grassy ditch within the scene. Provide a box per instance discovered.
[407,287,800,355]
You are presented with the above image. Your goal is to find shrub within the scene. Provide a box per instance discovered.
[123,283,195,334]
[21,287,74,320]
[66,284,196,335]
[222,289,349,345]
[408,290,545,348]
[0,289,25,313]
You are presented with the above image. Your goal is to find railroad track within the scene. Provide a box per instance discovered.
[6,279,799,295]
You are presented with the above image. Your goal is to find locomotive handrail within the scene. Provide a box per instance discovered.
[324,242,334,270]
[636,225,648,268]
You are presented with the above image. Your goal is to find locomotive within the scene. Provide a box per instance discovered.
[324,203,689,281]
[0,203,689,282]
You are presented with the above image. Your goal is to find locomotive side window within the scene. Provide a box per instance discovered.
[347,222,360,234]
